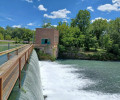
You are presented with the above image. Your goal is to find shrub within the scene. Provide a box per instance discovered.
[35,48,56,61]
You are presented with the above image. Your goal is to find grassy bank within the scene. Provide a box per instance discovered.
[0,41,14,44]
[59,48,120,61]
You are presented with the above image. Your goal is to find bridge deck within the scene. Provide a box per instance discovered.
[0,44,33,100]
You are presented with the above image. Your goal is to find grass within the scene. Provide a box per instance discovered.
[79,48,106,55]
[0,41,15,44]
[0,45,20,52]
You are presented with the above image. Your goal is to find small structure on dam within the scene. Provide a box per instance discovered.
[35,28,59,58]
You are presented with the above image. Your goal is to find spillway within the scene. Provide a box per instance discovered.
[8,50,44,100]
[18,50,44,100]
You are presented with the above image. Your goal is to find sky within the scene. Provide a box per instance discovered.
[0,0,120,30]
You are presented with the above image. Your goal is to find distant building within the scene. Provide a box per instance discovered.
[35,28,59,58]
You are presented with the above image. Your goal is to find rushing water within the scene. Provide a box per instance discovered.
[40,60,120,100]
[18,50,44,100]
[8,50,44,100]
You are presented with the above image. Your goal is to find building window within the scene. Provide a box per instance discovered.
[41,39,50,44]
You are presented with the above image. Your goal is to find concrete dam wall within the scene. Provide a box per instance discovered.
[8,50,44,100]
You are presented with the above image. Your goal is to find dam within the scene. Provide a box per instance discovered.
[0,45,44,100]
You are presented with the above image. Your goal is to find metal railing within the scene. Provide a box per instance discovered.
[0,44,34,100]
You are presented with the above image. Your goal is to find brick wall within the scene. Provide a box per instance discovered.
[35,28,59,58]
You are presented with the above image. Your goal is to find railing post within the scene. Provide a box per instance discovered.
[16,49,18,55]
[25,52,27,71]
[0,78,3,100]
[7,53,10,60]
[32,46,33,51]
[28,49,30,57]
[19,58,21,88]
[8,43,10,50]
[25,52,26,62]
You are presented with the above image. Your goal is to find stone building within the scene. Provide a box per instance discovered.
[35,28,59,58]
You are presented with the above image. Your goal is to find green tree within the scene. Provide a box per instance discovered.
[0,33,4,40]
[0,27,5,39]
[57,22,83,52]
[84,34,97,51]
[12,28,22,43]
[71,10,91,33]
[108,18,120,46]
[100,34,112,49]
[5,34,11,40]
[6,26,14,36]
[22,29,33,43]
[92,19,108,40]
[42,23,51,28]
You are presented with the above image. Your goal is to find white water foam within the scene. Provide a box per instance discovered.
[39,61,120,100]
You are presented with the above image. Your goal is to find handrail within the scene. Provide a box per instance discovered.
[0,44,34,100]
[0,44,28,56]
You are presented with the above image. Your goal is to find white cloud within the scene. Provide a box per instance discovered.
[97,0,120,12]
[62,19,68,23]
[97,4,119,11]
[12,25,21,28]
[43,23,47,25]
[25,0,33,3]
[27,22,34,26]
[42,23,57,27]
[38,5,47,11]
[52,25,57,27]
[112,0,120,4]
[6,17,14,21]
[91,17,111,23]
[44,9,71,19]
[87,6,94,12]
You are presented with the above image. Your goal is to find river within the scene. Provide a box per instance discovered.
[40,60,120,100]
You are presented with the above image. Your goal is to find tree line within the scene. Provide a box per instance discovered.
[0,26,34,43]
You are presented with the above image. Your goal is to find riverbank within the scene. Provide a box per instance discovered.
[58,52,120,61]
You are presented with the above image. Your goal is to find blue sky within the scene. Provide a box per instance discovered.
[0,0,120,30]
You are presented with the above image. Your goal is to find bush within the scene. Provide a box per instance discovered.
[35,48,56,61]
[0,33,4,40]
[58,45,66,53]
[107,44,120,55]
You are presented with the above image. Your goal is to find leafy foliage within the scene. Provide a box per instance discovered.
[35,48,56,61]
[57,10,120,58]
[0,26,34,43]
